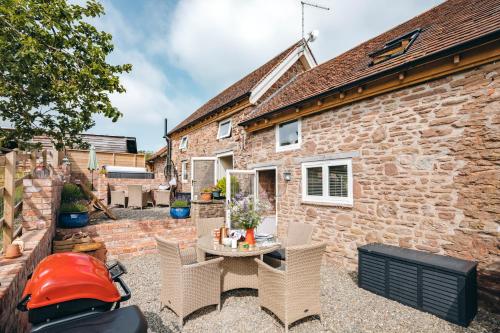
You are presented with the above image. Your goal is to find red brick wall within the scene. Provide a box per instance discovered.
[56,218,196,260]
[0,178,63,333]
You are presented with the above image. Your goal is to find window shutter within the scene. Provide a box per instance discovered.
[307,167,323,196]
[329,165,348,197]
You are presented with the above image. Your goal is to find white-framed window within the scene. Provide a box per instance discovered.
[181,160,188,183]
[276,118,301,152]
[301,158,353,205]
[217,118,232,139]
[179,136,188,150]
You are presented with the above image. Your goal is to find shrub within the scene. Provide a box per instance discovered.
[60,202,88,213]
[171,200,189,208]
[61,183,85,203]
[216,176,239,197]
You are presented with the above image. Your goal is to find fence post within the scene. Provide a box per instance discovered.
[112,153,116,166]
[3,151,16,252]
[134,155,137,167]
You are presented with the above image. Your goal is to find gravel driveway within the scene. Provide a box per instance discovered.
[121,254,499,333]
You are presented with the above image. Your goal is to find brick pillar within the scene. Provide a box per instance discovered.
[96,174,108,202]
[22,178,63,231]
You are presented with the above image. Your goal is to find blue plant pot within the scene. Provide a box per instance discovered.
[212,190,222,199]
[170,207,190,219]
[58,212,89,228]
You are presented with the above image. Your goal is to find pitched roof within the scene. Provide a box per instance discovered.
[169,39,308,134]
[147,145,168,162]
[241,0,500,124]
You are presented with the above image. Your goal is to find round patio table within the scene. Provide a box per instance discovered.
[197,236,281,292]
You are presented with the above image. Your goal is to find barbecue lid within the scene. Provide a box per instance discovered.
[22,253,121,309]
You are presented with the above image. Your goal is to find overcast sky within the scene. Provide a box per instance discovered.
[89,0,444,152]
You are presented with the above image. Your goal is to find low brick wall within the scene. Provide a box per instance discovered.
[0,178,62,333]
[96,174,166,203]
[56,218,196,260]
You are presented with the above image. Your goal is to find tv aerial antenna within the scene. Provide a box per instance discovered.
[301,1,330,40]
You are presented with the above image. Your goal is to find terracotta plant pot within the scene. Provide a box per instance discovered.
[200,192,212,201]
[4,244,22,259]
[245,228,255,245]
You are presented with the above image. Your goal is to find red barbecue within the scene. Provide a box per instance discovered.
[17,252,147,332]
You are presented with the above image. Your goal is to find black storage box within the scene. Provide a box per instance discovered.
[358,243,477,327]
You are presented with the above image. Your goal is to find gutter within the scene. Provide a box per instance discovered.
[239,29,500,127]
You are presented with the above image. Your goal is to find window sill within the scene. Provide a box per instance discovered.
[276,144,300,153]
[300,200,353,208]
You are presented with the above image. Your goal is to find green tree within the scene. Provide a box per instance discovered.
[0,0,131,149]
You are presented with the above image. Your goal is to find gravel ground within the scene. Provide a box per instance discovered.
[90,207,171,224]
[121,254,499,333]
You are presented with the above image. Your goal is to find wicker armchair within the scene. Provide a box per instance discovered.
[264,222,314,262]
[195,217,225,261]
[156,236,223,326]
[110,190,126,207]
[127,185,148,209]
[155,190,171,207]
[255,242,326,332]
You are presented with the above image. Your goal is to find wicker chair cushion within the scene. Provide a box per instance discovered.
[265,249,286,260]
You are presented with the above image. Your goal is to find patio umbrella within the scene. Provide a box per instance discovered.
[87,145,98,190]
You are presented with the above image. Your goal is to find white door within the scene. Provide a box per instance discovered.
[191,157,217,200]
[225,169,256,228]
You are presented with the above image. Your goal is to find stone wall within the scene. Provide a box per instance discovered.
[170,60,309,193]
[169,61,500,309]
[56,218,196,260]
[191,200,225,221]
[0,178,63,333]
[96,174,166,202]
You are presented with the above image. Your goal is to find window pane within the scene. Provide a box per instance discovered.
[278,120,298,146]
[329,165,348,197]
[219,121,231,137]
[307,167,323,196]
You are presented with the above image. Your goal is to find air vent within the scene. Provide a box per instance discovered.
[358,243,477,327]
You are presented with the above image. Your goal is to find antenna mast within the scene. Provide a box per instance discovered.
[301,1,330,39]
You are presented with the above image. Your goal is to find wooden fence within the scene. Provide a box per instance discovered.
[0,150,47,252]
[66,149,146,174]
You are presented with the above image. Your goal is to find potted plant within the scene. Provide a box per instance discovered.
[58,183,89,228]
[58,202,89,228]
[211,185,222,199]
[228,195,268,245]
[170,200,190,219]
[216,176,239,199]
[200,187,212,201]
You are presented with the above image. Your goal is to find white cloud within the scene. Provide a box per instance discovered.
[87,1,201,152]
[167,0,444,91]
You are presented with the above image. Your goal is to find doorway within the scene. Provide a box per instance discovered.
[217,152,234,180]
[256,168,277,236]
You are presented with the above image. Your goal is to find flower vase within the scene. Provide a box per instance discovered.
[246,228,255,245]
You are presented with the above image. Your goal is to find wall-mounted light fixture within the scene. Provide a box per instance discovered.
[62,156,70,165]
[283,171,292,182]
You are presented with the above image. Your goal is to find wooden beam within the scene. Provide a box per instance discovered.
[42,150,47,167]
[245,40,500,133]
[170,99,252,139]
[3,151,16,251]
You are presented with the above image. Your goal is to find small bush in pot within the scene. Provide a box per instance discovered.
[170,200,190,219]
[61,183,85,203]
[211,186,222,199]
[58,202,89,228]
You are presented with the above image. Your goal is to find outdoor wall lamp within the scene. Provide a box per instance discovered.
[62,156,70,165]
[283,171,292,182]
